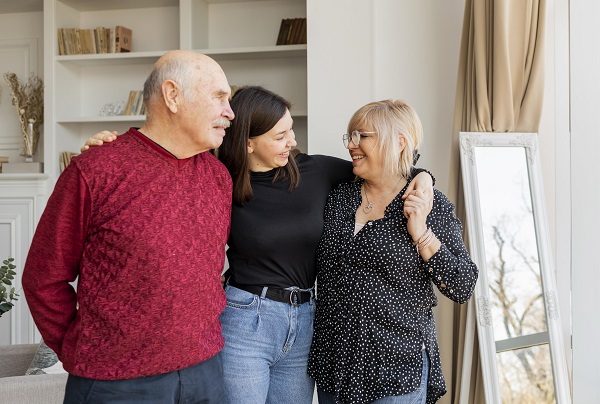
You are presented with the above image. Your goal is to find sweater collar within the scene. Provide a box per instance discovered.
[129,128,194,168]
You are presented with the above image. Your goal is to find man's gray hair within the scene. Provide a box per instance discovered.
[143,58,201,116]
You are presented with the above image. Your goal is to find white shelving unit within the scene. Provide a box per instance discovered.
[43,0,307,180]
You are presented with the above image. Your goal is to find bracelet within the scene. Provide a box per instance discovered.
[415,227,435,254]
[417,230,432,254]
[418,234,435,253]
[412,228,429,246]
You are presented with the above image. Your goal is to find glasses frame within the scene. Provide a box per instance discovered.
[342,130,377,148]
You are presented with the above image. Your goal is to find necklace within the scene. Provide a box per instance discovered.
[362,178,403,214]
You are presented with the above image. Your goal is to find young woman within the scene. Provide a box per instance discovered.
[82,87,434,404]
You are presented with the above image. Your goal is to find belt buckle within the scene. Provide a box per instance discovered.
[289,289,301,306]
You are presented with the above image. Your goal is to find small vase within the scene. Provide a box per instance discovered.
[21,119,35,162]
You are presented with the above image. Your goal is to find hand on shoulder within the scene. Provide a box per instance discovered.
[80,130,118,153]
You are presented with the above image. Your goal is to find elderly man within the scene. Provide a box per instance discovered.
[23,50,235,403]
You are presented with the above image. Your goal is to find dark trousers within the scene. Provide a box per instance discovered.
[63,352,225,404]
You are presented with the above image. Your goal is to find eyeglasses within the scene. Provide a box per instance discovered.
[342,130,377,148]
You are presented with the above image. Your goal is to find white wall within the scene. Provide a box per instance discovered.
[307,0,373,159]
[371,0,464,194]
[308,1,464,196]
[0,11,45,346]
[550,0,573,377]
[569,1,600,402]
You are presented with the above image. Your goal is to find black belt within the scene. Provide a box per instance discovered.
[228,279,312,306]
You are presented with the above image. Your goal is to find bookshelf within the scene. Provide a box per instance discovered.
[43,0,308,180]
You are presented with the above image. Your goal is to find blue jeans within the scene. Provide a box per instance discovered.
[317,350,430,404]
[220,285,316,404]
[63,352,224,404]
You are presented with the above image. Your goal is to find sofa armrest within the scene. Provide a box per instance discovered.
[0,373,68,404]
[0,344,38,377]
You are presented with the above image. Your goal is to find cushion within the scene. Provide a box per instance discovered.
[25,340,67,375]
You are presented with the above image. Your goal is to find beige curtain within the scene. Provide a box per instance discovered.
[444,1,546,403]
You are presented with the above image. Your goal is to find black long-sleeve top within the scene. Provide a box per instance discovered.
[226,153,354,289]
[308,181,478,404]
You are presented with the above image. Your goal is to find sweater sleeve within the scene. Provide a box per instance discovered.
[310,154,354,187]
[22,163,91,357]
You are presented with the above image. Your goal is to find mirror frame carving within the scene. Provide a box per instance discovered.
[459,132,571,403]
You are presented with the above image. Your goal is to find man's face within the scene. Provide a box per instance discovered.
[184,66,235,151]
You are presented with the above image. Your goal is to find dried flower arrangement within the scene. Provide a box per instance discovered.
[3,72,44,158]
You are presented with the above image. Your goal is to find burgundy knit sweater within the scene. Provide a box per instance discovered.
[23,128,232,380]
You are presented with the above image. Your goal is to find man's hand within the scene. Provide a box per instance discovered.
[80,130,118,152]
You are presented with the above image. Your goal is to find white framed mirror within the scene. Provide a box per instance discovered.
[459,132,571,403]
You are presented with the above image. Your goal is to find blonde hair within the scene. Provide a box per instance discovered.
[347,99,423,179]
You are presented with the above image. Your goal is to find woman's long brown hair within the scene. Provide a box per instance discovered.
[217,86,300,205]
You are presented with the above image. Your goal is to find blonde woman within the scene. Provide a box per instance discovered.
[309,100,478,404]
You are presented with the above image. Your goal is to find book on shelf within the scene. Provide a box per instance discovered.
[0,156,8,174]
[115,26,132,53]
[131,91,143,115]
[123,90,136,115]
[276,18,293,45]
[57,26,132,55]
[276,18,306,46]
[109,28,116,53]
[61,28,82,55]
[291,18,302,44]
[94,27,105,53]
[59,152,79,173]
[123,90,145,116]
[79,29,96,54]
[298,18,307,44]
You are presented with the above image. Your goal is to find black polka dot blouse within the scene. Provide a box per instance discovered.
[308,180,478,404]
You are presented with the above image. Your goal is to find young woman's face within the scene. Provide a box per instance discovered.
[247,109,297,172]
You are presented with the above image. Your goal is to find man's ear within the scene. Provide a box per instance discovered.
[162,80,179,113]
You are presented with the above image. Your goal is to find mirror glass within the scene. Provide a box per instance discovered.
[475,146,553,402]
[459,133,571,404]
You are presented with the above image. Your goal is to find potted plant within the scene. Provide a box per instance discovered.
[0,258,18,317]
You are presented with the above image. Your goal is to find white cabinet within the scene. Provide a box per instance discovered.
[0,176,49,345]
[44,0,307,180]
